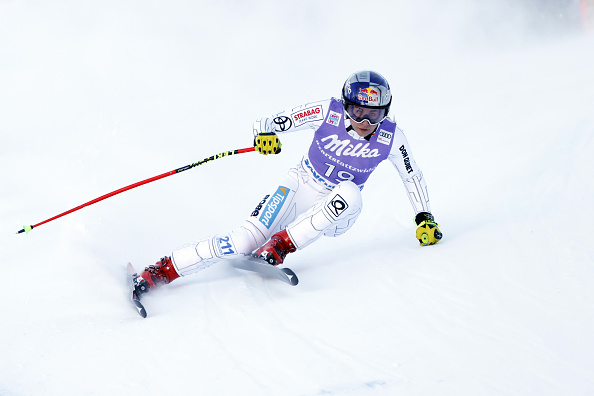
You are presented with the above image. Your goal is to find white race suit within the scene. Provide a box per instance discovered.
[170,98,431,277]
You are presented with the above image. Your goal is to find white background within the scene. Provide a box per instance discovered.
[1,1,593,395]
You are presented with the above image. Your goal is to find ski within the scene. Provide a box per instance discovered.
[127,262,147,318]
[232,256,299,286]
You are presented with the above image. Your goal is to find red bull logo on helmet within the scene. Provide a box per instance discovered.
[357,87,380,104]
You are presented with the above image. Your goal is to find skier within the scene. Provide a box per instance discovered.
[133,70,442,294]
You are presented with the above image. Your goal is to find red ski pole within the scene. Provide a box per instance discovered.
[17,146,256,234]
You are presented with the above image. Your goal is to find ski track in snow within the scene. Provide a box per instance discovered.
[2,1,594,395]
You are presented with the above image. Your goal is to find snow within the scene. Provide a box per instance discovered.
[1,1,594,395]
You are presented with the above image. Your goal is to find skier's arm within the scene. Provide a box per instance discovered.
[252,99,332,137]
[252,99,331,156]
[388,125,442,245]
[387,126,431,214]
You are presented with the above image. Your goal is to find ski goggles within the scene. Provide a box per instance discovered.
[345,104,388,125]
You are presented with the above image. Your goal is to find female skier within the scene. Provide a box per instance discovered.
[133,70,442,294]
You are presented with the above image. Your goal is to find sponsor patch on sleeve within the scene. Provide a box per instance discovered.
[273,116,292,131]
[291,105,323,127]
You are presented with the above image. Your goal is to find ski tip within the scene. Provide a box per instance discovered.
[134,300,148,318]
[132,292,147,318]
[129,265,148,318]
[281,268,299,286]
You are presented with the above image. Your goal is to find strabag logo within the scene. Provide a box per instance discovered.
[377,129,393,146]
[291,105,323,127]
[326,110,342,127]
[258,186,290,229]
[327,194,348,218]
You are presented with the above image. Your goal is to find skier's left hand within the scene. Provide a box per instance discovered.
[415,212,442,246]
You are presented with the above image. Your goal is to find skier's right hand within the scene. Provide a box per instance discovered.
[254,132,282,155]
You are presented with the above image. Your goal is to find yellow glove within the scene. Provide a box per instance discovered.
[254,132,282,155]
[415,212,442,246]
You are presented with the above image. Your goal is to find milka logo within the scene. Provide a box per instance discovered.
[319,134,381,158]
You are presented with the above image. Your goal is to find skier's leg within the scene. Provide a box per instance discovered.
[254,180,362,265]
[170,221,267,276]
[135,167,315,291]
[135,218,272,292]
[288,180,362,247]
[171,166,327,274]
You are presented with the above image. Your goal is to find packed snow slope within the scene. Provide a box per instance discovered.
[1,1,593,395]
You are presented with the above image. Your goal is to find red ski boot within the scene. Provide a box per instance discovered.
[134,257,180,296]
[253,229,297,266]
